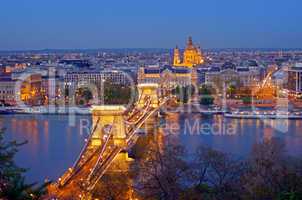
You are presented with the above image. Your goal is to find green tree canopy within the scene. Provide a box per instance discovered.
[0,129,47,199]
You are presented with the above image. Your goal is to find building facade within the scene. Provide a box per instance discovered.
[286,63,302,94]
[205,62,261,87]
[0,71,43,106]
[0,76,16,105]
[173,37,204,68]
[138,65,192,87]
[64,70,131,87]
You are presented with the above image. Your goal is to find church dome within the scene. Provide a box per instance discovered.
[173,37,204,67]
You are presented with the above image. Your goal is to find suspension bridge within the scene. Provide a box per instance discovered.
[47,83,169,199]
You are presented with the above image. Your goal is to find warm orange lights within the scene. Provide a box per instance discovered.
[173,36,204,68]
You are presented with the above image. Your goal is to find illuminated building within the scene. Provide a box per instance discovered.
[0,72,43,106]
[138,65,192,87]
[173,37,204,68]
[41,73,64,105]
[286,63,302,94]
[0,76,16,105]
[19,74,42,105]
[138,37,205,88]
[64,70,130,88]
[64,70,132,104]
[205,61,262,87]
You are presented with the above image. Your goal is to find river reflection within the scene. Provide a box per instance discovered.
[1,113,302,183]
[163,113,302,157]
[0,114,91,183]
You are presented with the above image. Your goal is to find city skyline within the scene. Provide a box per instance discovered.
[1,1,302,199]
[1,0,302,50]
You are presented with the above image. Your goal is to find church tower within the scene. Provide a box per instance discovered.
[187,36,194,49]
[173,46,181,66]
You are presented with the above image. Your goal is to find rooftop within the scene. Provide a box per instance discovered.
[144,65,191,74]
[294,63,302,68]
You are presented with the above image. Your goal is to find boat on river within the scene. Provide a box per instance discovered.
[224,110,302,119]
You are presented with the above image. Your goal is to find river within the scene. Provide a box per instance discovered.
[1,113,302,183]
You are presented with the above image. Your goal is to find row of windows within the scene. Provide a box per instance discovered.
[139,78,191,86]
[0,95,14,99]
[65,74,125,79]
[0,90,14,94]
[0,86,15,89]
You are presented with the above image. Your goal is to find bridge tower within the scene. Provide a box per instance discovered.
[91,105,133,175]
[137,83,159,108]
[91,105,127,147]
[137,83,160,133]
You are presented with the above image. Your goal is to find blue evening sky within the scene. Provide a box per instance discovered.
[0,0,301,50]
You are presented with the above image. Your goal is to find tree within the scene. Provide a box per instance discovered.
[64,87,69,97]
[198,85,213,96]
[92,172,135,200]
[186,146,245,199]
[227,85,236,99]
[75,87,93,105]
[90,131,302,200]
[0,129,47,200]
[240,138,302,200]
[82,88,93,102]
[199,85,215,106]
[200,96,214,105]
[172,85,194,104]
[242,96,252,104]
[134,136,190,200]
[102,83,133,105]
[131,137,302,200]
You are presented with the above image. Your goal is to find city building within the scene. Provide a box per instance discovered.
[286,63,302,94]
[41,73,65,105]
[138,37,206,88]
[19,73,42,105]
[0,75,16,105]
[64,69,133,104]
[64,70,131,87]
[138,65,192,87]
[59,59,91,69]
[1,71,43,106]
[173,37,204,68]
[205,61,262,87]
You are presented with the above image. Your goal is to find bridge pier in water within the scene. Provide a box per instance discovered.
[91,105,133,171]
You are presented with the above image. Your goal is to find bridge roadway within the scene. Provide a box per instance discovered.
[47,96,169,199]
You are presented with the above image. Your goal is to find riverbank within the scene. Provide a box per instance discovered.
[0,106,91,115]
[224,111,302,119]
[1,104,302,120]
[166,104,302,119]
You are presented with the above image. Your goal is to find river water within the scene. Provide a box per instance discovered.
[1,113,302,183]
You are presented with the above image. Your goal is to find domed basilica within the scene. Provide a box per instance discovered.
[173,37,204,68]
